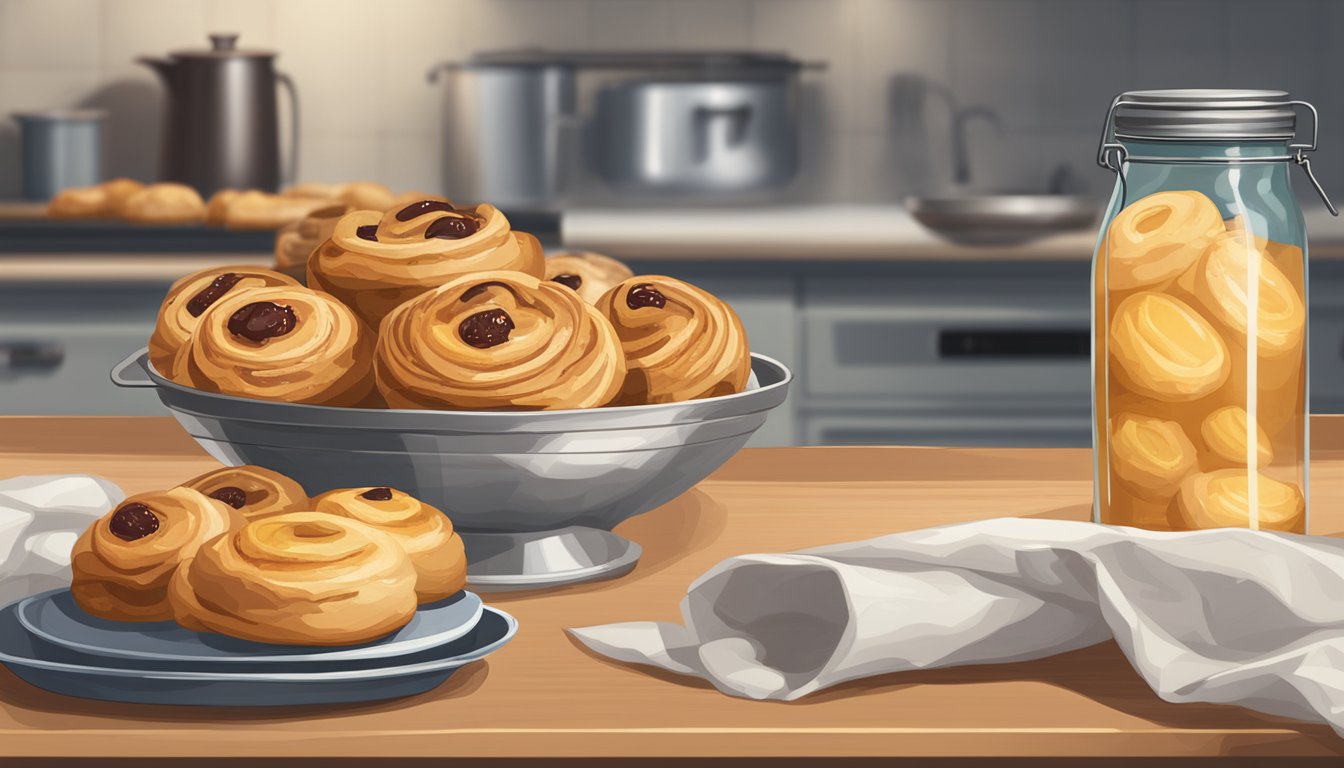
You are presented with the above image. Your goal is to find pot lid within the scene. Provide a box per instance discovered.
[465,49,818,73]
[1113,89,1296,140]
[169,33,275,59]
[11,109,106,122]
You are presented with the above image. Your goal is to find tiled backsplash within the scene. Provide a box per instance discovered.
[0,0,1340,205]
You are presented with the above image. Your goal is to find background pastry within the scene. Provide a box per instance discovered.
[70,487,241,622]
[313,486,466,603]
[121,183,207,224]
[282,181,395,211]
[48,178,145,218]
[596,275,751,405]
[274,203,350,282]
[148,265,299,374]
[222,190,332,230]
[182,465,310,521]
[308,200,544,330]
[175,284,376,407]
[376,271,625,410]
[544,251,635,304]
[169,511,418,645]
[206,188,242,225]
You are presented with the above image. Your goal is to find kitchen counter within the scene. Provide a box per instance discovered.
[3,416,1344,765]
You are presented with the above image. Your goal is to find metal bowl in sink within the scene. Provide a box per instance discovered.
[906,195,1098,245]
[110,349,791,591]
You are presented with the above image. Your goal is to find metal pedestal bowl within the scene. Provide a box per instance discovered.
[111,350,791,590]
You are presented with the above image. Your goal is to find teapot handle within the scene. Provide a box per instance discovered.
[276,71,299,186]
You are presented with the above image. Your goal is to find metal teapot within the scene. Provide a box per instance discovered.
[138,33,297,196]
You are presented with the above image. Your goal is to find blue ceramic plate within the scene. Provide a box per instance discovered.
[18,589,484,665]
[0,598,516,707]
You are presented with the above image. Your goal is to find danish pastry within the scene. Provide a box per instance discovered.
[544,251,635,304]
[148,266,300,374]
[47,178,145,218]
[121,183,207,224]
[1175,469,1304,532]
[169,512,418,645]
[221,190,333,230]
[181,465,310,521]
[376,271,625,410]
[1109,292,1229,402]
[307,200,545,330]
[174,285,377,407]
[313,487,466,603]
[274,203,350,281]
[70,488,242,622]
[595,276,751,405]
[1106,190,1224,292]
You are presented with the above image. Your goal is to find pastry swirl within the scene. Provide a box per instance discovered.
[169,512,418,645]
[376,271,625,410]
[181,465,310,521]
[544,251,635,304]
[274,203,351,281]
[71,487,241,621]
[313,487,466,603]
[148,266,300,374]
[174,285,376,406]
[596,275,751,404]
[308,200,545,330]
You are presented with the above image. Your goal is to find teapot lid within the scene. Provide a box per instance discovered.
[170,33,275,59]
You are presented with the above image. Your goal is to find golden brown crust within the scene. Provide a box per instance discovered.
[168,512,418,645]
[544,251,635,304]
[70,488,242,622]
[181,465,311,521]
[221,190,334,230]
[48,178,146,218]
[375,271,625,410]
[148,266,300,374]
[121,183,207,224]
[174,285,377,407]
[307,201,545,330]
[595,275,751,405]
[312,487,466,603]
[205,189,242,226]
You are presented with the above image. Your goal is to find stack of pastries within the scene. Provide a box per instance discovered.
[70,465,466,646]
[150,198,753,410]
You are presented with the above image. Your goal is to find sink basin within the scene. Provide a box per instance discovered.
[905,195,1098,245]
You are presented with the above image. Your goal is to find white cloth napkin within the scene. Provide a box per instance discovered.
[0,475,122,605]
[569,518,1344,735]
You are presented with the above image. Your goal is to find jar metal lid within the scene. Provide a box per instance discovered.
[1113,89,1296,140]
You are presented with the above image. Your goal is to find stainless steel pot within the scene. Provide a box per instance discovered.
[593,79,798,194]
[138,34,298,196]
[12,110,105,201]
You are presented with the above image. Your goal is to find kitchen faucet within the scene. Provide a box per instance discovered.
[951,105,1001,187]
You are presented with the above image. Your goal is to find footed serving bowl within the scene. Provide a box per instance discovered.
[111,349,791,590]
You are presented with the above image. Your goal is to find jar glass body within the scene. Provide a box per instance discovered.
[1092,139,1307,533]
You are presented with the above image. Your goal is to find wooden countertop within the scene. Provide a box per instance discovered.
[3,417,1344,765]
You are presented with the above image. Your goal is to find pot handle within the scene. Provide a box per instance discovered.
[276,71,300,186]
[693,104,752,163]
[110,348,156,388]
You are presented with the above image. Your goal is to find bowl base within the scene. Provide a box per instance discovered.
[461,527,642,591]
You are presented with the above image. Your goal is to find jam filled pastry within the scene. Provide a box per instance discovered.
[307,200,545,330]
[173,285,376,406]
[121,183,208,224]
[544,250,636,305]
[313,486,466,603]
[596,276,752,405]
[70,488,242,622]
[274,203,351,282]
[47,178,145,218]
[181,465,310,521]
[169,512,419,645]
[375,271,625,410]
[148,265,300,374]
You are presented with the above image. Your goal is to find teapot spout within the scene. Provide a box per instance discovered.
[136,56,176,86]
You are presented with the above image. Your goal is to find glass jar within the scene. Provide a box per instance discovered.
[1093,90,1336,533]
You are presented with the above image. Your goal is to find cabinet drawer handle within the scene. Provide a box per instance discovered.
[939,330,1089,359]
[0,342,64,370]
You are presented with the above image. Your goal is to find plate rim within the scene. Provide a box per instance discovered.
[0,604,517,683]
[16,589,487,664]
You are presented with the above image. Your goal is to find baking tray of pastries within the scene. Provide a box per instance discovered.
[0,466,517,706]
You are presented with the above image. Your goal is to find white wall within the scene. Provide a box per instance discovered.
[0,0,1339,205]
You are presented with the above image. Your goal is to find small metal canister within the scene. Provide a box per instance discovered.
[13,109,105,201]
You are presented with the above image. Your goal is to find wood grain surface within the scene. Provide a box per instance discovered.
[1,416,1343,762]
